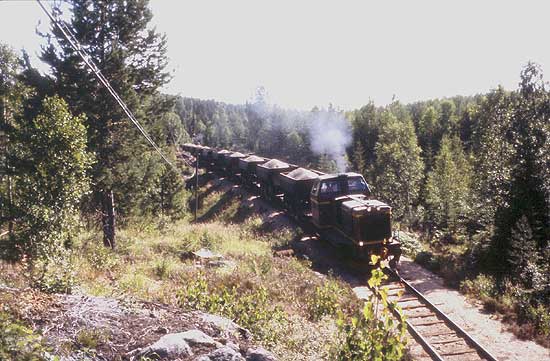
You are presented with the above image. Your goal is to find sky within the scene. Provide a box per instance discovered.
[1,0,549,110]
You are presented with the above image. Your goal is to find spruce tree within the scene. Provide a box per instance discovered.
[41,0,172,247]
[492,63,550,276]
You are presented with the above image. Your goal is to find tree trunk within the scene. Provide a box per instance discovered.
[1,97,14,240]
[7,171,13,238]
[102,190,116,248]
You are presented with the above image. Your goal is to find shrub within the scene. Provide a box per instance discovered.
[177,273,287,344]
[153,257,178,280]
[75,328,109,349]
[30,248,76,294]
[332,259,407,360]
[460,274,497,300]
[414,251,440,271]
[0,310,52,361]
[87,243,119,271]
[307,281,342,321]
[397,231,423,258]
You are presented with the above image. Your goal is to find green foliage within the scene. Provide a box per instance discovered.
[351,141,367,176]
[30,248,76,294]
[307,281,342,321]
[8,96,92,292]
[460,274,497,300]
[374,111,424,221]
[332,264,407,361]
[86,242,120,271]
[520,304,550,338]
[491,63,549,277]
[153,257,178,280]
[177,273,287,344]
[470,87,514,228]
[75,328,109,350]
[397,231,423,258]
[425,135,473,236]
[0,310,52,361]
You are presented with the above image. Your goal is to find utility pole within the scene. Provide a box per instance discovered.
[194,148,199,222]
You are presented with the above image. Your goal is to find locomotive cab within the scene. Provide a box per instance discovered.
[310,173,371,228]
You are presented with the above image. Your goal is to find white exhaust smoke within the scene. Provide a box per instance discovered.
[308,108,352,172]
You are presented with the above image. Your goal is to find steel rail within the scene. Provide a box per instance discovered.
[385,268,499,361]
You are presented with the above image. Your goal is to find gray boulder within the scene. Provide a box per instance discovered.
[246,347,277,361]
[141,333,193,359]
[140,329,219,359]
[200,313,252,339]
[180,329,220,347]
[199,346,246,361]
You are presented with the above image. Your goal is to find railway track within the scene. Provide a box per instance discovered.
[379,269,499,361]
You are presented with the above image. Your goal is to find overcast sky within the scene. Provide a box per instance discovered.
[1,0,549,110]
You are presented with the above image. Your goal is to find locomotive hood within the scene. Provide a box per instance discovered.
[341,198,391,214]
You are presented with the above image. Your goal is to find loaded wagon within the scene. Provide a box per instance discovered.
[226,152,247,176]
[256,159,297,199]
[238,155,268,188]
[199,146,214,168]
[279,167,324,215]
[214,149,232,171]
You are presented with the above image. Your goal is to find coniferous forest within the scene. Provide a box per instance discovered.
[0,0,549,359]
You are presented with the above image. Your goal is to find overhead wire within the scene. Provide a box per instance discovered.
[36,0,194,173]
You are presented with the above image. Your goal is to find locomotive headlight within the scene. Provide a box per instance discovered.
[367,207,372,212]
[359,241,364,247]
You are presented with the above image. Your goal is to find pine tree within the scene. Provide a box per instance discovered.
[374,112,424,221]
[41,0,172,248]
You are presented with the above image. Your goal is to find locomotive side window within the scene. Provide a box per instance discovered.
[320,180,341,194]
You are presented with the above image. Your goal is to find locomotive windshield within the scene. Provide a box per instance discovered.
[315,175,371,196]
[347,176,369,193]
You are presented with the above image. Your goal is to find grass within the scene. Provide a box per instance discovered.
[60,179,363,360]
[0,178,405,360]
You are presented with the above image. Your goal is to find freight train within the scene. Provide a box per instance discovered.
[181,143,402,268]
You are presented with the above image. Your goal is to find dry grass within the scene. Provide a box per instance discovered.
[65,179,361,360]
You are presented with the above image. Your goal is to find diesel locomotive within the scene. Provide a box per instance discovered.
[182,143,401,268]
